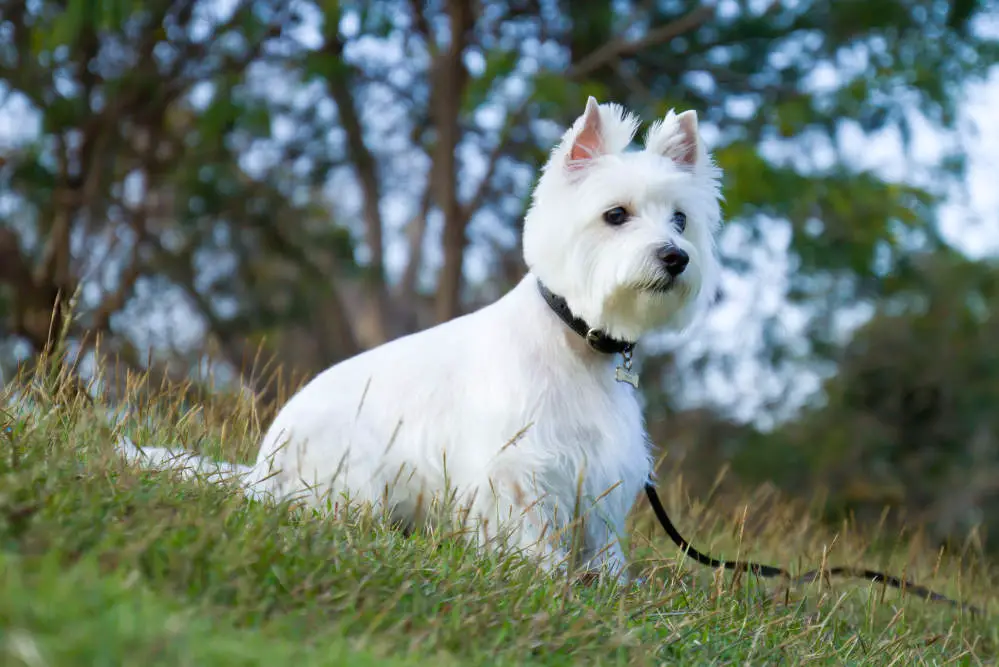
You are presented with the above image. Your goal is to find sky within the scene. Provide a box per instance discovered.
[0,4,997,425]
[687,64,999,426]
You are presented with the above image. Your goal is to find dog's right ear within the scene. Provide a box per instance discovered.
[566,96,604,171]
[645,110,702,168]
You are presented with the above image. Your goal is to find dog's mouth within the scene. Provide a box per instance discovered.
[625,275,688,298]
[646,276,676,294]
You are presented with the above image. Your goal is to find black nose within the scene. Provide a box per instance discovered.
[657,245,689,277]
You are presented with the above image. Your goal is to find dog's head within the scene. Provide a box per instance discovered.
[523,97,723,342]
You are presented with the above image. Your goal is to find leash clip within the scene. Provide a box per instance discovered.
[584,328,602,351]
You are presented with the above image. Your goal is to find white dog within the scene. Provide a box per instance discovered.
[118,97,723,580]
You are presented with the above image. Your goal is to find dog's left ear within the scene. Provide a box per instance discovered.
[646,110,700,167]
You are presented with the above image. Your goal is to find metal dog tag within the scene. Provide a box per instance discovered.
[615,365,639,388]
[614,348,639,389]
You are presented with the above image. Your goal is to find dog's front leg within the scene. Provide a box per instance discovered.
[466,480,571,574]
[580,508,631,584]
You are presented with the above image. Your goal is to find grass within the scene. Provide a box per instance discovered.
[1,371,997,666]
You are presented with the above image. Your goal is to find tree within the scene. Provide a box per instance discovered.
[0,0,361,390]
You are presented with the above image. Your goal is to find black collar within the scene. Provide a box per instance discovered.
[536,279,636,355]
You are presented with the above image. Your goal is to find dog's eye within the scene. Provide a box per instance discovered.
[672,211,687,233]
[603,206,630,226]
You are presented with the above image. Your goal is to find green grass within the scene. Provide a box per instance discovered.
[1,376,996,666]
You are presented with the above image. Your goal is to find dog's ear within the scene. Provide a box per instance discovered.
[672,111,699,167]
[646,110,700,167]
[567,96,604,170]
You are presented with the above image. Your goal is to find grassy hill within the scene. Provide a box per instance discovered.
[1,376,995,665]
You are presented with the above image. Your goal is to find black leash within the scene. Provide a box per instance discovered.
[535,278,981,614]
[644,483,980,613]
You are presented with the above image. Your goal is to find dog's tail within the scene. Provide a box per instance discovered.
[115,434,258,489]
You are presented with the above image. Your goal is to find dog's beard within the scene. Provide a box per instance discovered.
[590,273,699,341]
[630,273,692,297]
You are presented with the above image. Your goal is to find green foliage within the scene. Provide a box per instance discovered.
[463,48,519,114]
[726,256,999,547]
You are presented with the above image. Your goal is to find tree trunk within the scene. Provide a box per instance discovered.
[432,0,473,323]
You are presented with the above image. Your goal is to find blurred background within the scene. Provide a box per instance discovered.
[1,0,997,551]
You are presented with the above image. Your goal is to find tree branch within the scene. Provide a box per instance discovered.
[0,227,62,354]
[567,5,716,80]
[459,101,530,224]
[321,33,395,342]
[90,220,146,335]
[326,61,386,282]
[399,185,434,304]
[407,0,438,57]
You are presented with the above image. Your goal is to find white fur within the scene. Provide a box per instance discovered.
[117,98,723,579]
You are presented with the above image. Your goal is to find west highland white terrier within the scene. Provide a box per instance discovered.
[118,97,723,580]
